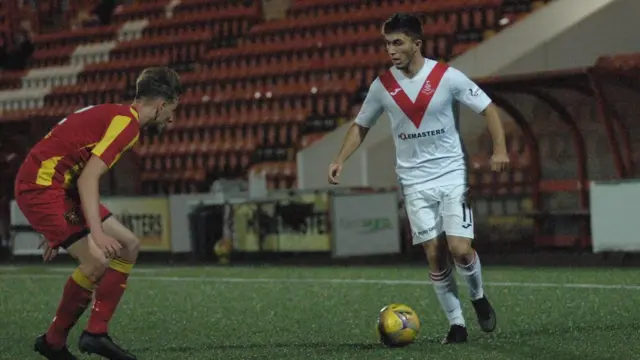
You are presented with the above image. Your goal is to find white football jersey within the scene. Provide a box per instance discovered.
[354,58,492,195]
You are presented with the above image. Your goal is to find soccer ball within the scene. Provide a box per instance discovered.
[376,303,420,347]
[213,237,233,264]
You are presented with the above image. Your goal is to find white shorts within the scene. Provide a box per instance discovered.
[404,183,474,245]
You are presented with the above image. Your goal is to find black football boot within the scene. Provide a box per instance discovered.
[78,331,137,360]
[472,295,497,333]
[441,324,468,344]
[34,334,78,360]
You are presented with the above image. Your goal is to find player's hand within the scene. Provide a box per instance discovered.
[38,238,58,263]
[92,232,122,259]
[490,152,510,172]
[328,162,343,185]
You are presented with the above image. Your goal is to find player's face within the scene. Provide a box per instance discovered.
[153,100,179,127]
[384,32,420,70]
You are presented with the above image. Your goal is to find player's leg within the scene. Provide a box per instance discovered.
[85,214,139,334]
[405,190,467,344]
[421,233,468,344]
[34,235,107,360]
[15,189,102,360]
[441,184,496,333]
[79,208,138,360]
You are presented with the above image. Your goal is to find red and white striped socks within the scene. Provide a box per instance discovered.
[455,251,484,300]
[429,267,465,327]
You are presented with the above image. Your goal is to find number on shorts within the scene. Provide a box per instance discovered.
[461,203,473,225]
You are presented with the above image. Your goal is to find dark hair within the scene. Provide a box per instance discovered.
[382,12,424,41]
[135,66,183,102]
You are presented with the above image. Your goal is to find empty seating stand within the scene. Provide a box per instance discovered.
[0,0,546,194]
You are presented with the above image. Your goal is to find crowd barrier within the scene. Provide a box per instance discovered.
[11,180,627,259]
[9,189,403,259]
[10,195,174,255]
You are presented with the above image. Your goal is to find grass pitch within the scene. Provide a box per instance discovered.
[1,265,639,360]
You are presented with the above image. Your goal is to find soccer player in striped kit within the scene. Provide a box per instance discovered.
[15,67,182,359]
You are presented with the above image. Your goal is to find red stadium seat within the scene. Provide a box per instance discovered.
[110,2,168,24]
[0,0,547,193]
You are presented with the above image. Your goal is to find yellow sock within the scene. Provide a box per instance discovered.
[108,258,134,275]
[71,268,95,291]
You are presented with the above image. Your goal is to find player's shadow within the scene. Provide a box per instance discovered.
[134,342,379,353]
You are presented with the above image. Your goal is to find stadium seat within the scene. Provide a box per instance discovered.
[0,71,26,91]
[110,2,169,24]
[0,0,550,193]
[31,25,119,51]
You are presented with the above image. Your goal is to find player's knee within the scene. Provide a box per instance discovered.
[422,240,439,264]
[78,253,109,282]
[447,236,473,259]
[113,231,140,253]
[422,234,448,270]
[125,234,140,253]
[116,234,140,263]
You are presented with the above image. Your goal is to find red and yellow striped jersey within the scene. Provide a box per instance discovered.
[15,104,140,190]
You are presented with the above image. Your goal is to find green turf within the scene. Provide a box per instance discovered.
[1,265,640,360]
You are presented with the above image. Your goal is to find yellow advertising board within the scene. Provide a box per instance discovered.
[232,193,330,252]
[102,197,172,251]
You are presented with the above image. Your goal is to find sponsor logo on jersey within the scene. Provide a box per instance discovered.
[397,128,445,140]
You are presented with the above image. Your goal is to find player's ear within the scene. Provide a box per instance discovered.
[156,99,166,112]
[414,38,422,50]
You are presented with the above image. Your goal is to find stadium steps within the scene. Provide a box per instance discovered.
[0,1,260,120]
[2,0,540,194]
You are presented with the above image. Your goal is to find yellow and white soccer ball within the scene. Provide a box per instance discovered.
[376,303,421,347]
[213,237,233,264]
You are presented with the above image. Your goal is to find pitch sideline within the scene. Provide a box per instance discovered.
[0,272,639,290]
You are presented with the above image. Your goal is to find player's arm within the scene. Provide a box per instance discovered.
[77,156,109,235]
[79,115,139,235]
[334,79,384,164]
[451,69,508,171]
[480,103,507,158]
[328,80,383,184]
[332,122,370,165]
[328,122,369,184]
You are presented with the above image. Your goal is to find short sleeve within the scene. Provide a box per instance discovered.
[449,68,492,114]
[91,115,140,167]
[354,79,384,128]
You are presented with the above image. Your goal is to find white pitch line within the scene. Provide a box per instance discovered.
[46,267,162,274]
[0,266,168,274]
[0,273,639,290]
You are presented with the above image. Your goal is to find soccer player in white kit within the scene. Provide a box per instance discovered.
[328,13,509,344]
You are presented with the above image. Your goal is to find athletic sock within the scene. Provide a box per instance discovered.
[46,268,95,349]
[455,251,484,300]
[86,258,134,335]
[430,267,465,327]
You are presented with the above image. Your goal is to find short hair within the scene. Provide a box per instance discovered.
[135,66,183,102]
[382,12,424,41]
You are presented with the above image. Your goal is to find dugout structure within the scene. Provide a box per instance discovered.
[470,53,640,251]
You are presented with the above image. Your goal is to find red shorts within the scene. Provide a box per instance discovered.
[15,186,112,249]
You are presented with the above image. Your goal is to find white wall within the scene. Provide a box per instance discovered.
[297,116,394,189]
